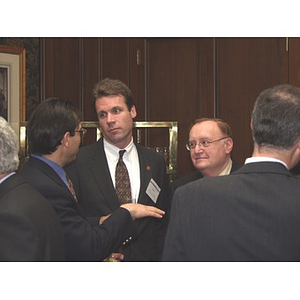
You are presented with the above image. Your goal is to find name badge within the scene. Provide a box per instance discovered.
[146,178,161,204]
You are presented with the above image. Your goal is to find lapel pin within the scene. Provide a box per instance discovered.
[146,165,151,171]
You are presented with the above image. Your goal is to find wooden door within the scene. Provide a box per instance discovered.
[142,38,203,177]
[216,37,288,165]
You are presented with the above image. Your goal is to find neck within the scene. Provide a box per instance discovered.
[42,153,65,168]
[252,144,299,170]
[201,156,231,177]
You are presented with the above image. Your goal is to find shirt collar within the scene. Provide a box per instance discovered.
[218,158,233,176]
[245,157,288,169]
[103,137,134,159]
[0,172,15,184]
[32,154,68,185]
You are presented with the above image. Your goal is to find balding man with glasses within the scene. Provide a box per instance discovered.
[163,84,300,261]
[171,118,240,195]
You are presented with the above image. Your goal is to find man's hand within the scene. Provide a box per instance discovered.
[103,253,124,262]
[99,214,111,225]
[121,203,165,220]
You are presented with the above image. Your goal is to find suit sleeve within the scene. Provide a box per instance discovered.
[162,189,185,261]
[42,185,136,261]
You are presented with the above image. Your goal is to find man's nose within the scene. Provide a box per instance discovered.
[106,113,114,123]
[194,143,205,152]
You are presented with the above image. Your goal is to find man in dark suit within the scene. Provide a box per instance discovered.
[0,116,64,261]
[171,118,240,195]
[163,84,300,261]
[66,78,170,261]
[19,98,165,262]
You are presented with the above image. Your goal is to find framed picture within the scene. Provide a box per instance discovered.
[0,45,26,140]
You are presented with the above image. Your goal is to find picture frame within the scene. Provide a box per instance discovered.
[0,45,26,141]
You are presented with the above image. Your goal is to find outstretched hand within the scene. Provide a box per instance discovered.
[121,203,165,220]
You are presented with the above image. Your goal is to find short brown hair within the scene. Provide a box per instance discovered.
[93,78,134,111]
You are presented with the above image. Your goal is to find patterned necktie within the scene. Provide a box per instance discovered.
[115,150,132,204]
[66,175,78,202]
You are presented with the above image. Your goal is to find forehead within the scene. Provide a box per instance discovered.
[95,95,126,110]
[189,121,222,138]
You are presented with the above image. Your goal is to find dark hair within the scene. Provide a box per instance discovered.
[93,78,135,111]
[252,84,300,149]
[191,118,233,138]
[27,98,81,155]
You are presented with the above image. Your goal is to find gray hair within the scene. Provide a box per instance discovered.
[0,117,19,174]
[252,84,300,150]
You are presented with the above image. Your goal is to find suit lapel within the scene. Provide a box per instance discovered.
[88,139,120,210]
[28,157,80,206]
[136,144,153,205]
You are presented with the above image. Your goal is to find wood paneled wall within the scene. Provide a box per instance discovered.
[216,38,289,163]
[40,37,300,178]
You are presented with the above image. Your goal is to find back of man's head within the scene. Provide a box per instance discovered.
[252,84,300,150]
[0,117,19,174]
[27,98,81,155]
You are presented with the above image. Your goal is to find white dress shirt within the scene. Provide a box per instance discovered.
[104,138,140,203]
[0,172,15,184]
[245,157,288,169]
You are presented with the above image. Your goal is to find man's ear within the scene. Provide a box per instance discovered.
[130,105,137,119]
[225,137,233,154]
[61,132,71,148]
[289,140,300,170]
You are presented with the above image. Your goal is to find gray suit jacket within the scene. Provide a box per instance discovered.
[66,138,171,261]
[163,162,300,261]
[170,160,241,196]
[0,173,65,261]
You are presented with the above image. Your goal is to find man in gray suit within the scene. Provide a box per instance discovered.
[0,116,64,261]
[163,84,300,261]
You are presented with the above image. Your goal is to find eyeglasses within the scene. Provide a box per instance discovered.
[75,128,87,139]
[186,136,229,151]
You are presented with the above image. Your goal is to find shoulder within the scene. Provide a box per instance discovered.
[20,157,54,179]
[231,160,242,173]
[77,140,102,156]
[176,173,233,196]
[1,174,53,210]
[135,143,164,162]
[171,171,202,192]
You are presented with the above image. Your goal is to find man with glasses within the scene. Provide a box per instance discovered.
[163,84,300,261]
[171,118,240,195]
[19,98,165,261]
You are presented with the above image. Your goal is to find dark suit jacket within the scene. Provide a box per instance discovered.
[66,138,171,261]
[163,162,300,261]
[170,160,241,196]
[19,157,136,262]
[0,173,64,261]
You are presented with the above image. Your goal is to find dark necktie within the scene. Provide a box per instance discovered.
[115,150,132,204]
[66,175,78,202]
